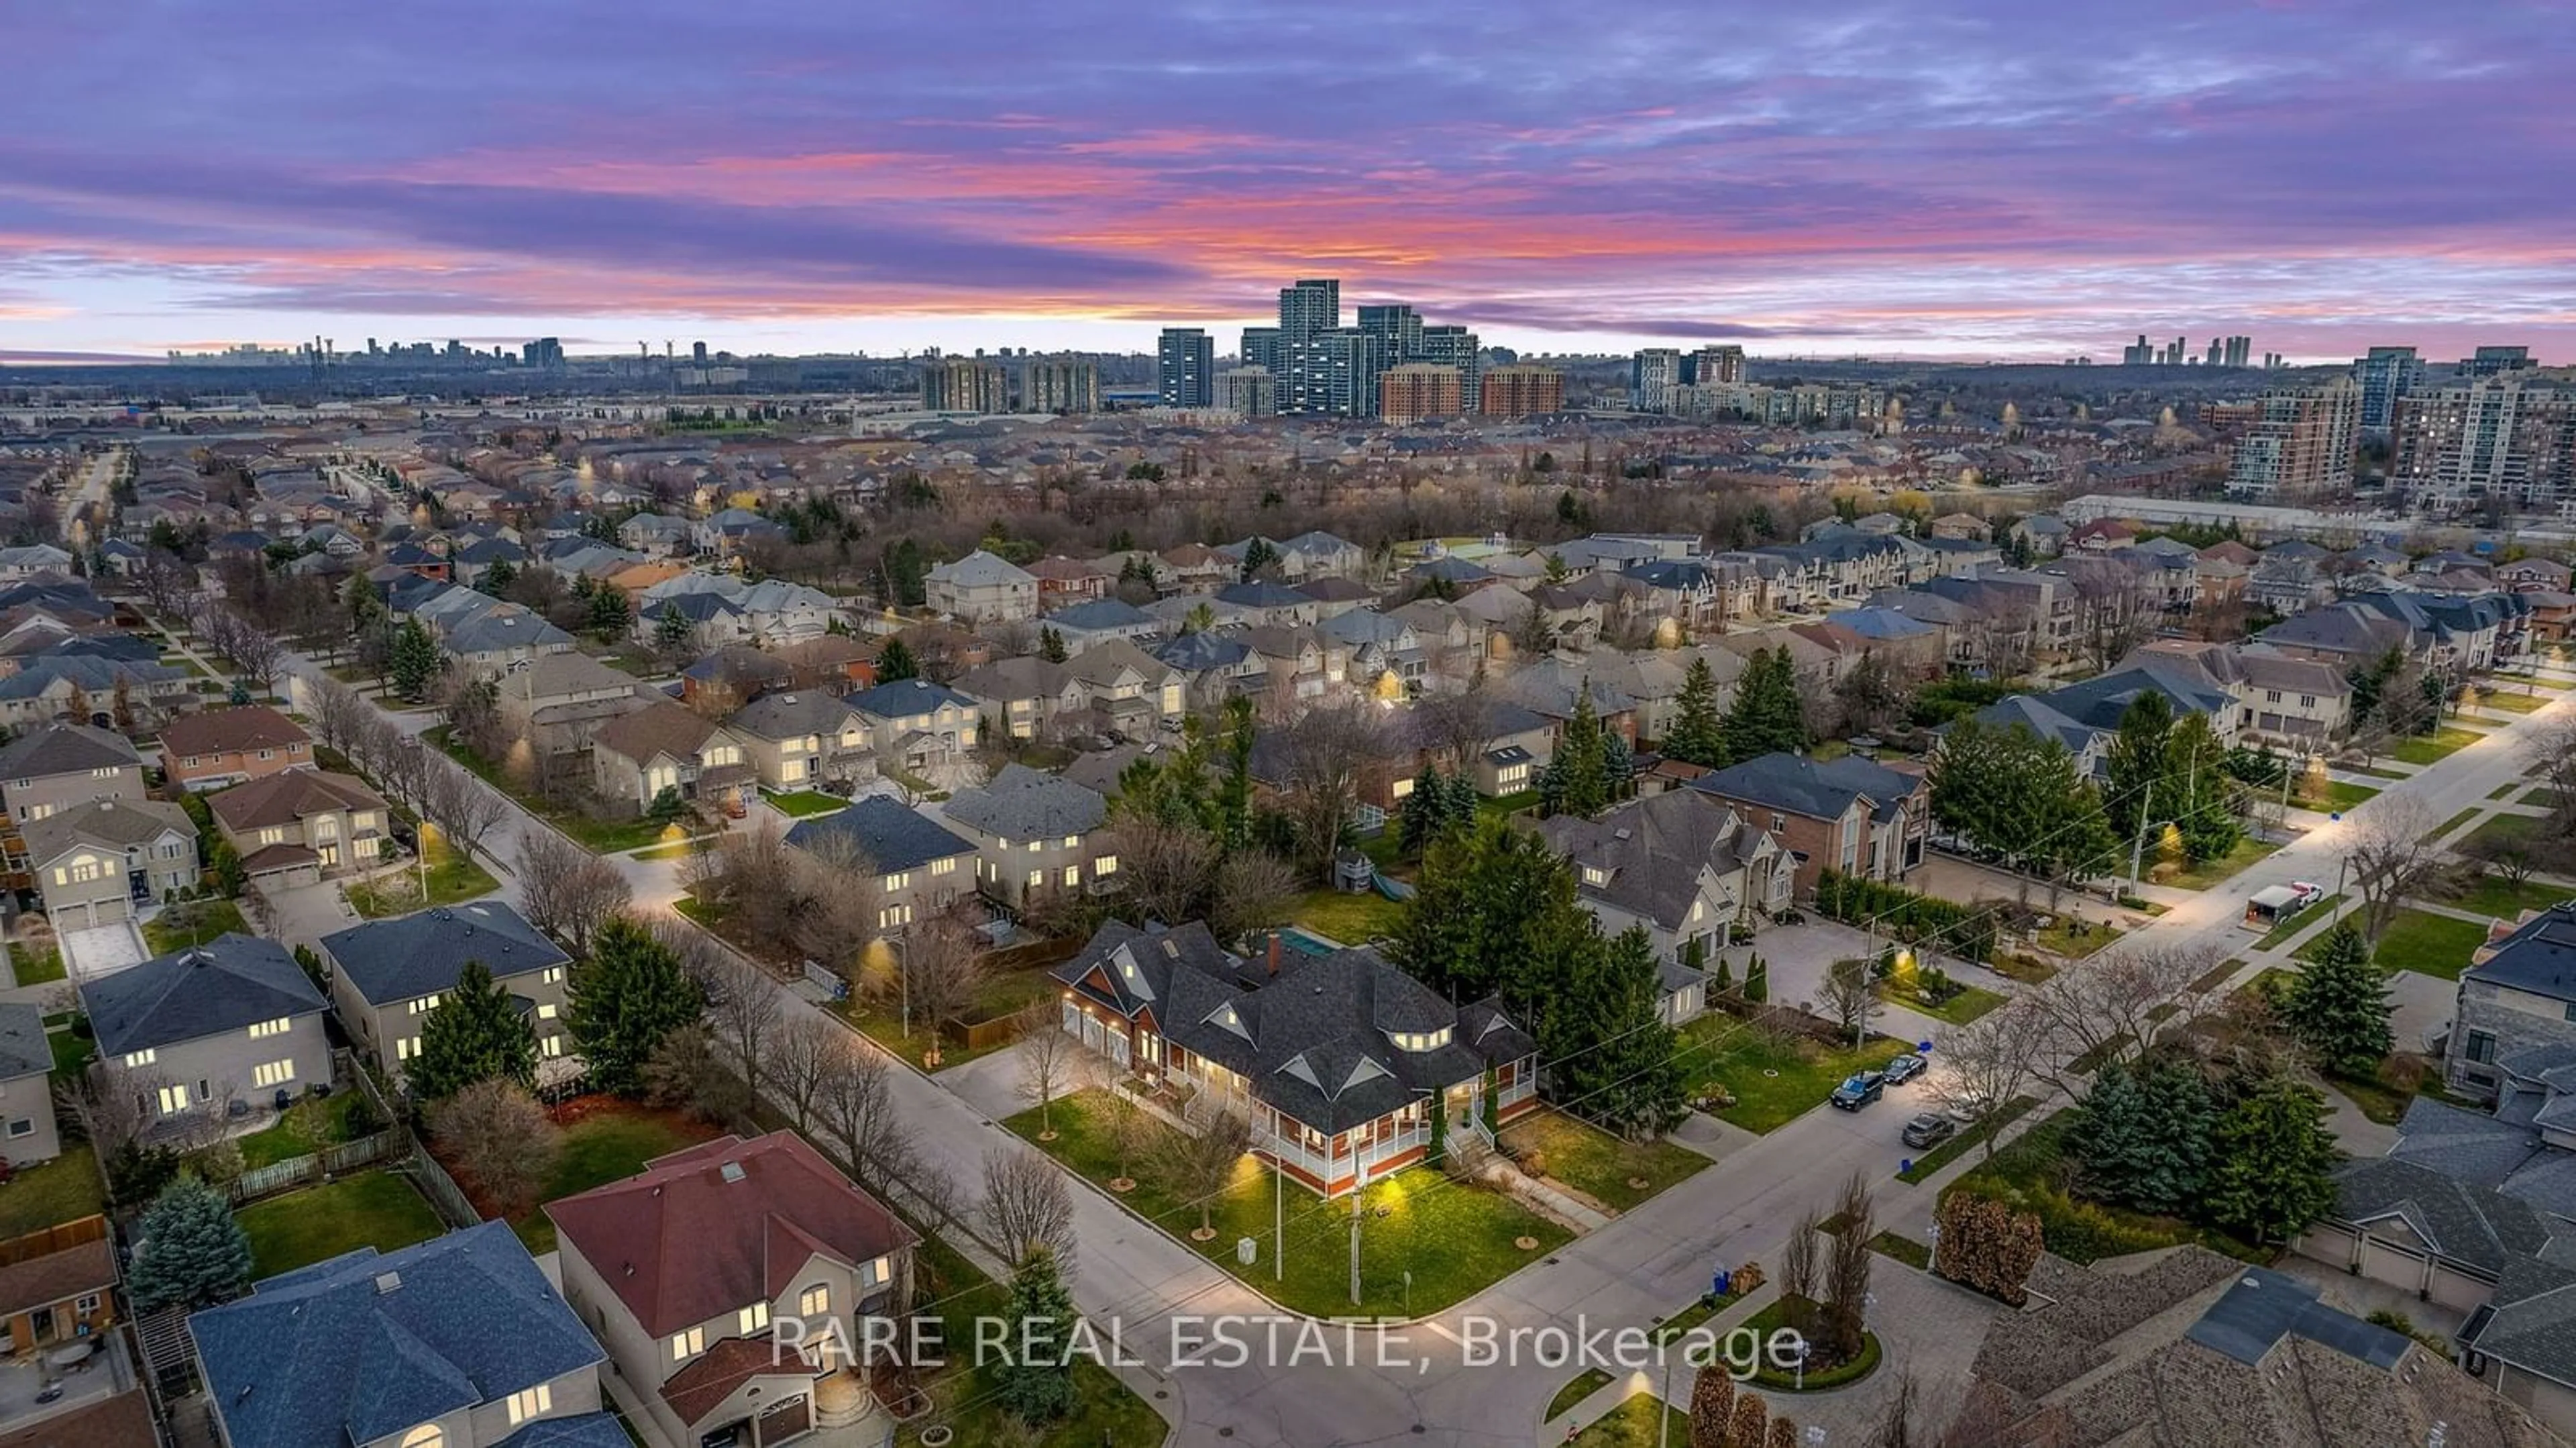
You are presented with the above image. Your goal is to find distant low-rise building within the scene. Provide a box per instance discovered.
[924,549,1039,623]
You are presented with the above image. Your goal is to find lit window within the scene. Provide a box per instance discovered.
[1026,839,1041,854]
[866,1255,891,1286]
[156,1084,190,1115]
[670,1327,705,1360]
[739,1302,771,1334]
[400,1427,445,1448]
[505,1384,552,1426]
[930,857,957,876]
[881,871,910,892]
[541,966,564,984]
[1093,855,1118,878]
[1061,866,1080,888]
[396,1036,423,1060]
[799,1284,830,1316]
[253,1059,295,1088]
[1061,835,1079,849]
[537,1004,557,1021]
[1581,866,1607,887]
[123,1049,157,1069]
[541,1035,564,1057]
[409,994,443,1015]
[248,1017,292,1039]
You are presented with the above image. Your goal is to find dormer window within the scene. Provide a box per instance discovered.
[1389,1028,1453,1052]
[1580,866,1608,887]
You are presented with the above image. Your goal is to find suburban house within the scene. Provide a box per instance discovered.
[682,645,794,707]
[620,511,696,556]
[206,770,390,886]
[545,1133,919,1448]
[0,1221,115,1365]
[1063,639,1187,736]
[1688,752,1930,898]
[589,700,755,817]
[1049,920,1542,1196]
[1945,1247,2557,1448]
[724,690,875,790]
[843,678,980,772]
[78,934,330,1125]
[0,1002,63,1163]
[953,656,1085,743]
[495,650,653,758]
[159,705,314,791]
[938,763,1114,908]
[443,607,578,678]
[784,797,976,931]
[2445,904,2576,1099]
[923,548,1039,624]
[2125,640,2354,747]
[1043,598,1161,655]
[21,797,197,929]
[321,901,576,1084]
[191,1221,621,1448]
[1026,554,1112,607]
[0,723,145,825]
[1531,789,1792,1009]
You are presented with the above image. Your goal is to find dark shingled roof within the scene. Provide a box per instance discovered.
[0,1001,52,1080]
[2468,904,2576,1004]
[0,721,140,779]
[322,900,571,1006]
[942,763,1105,841]
[785,794,975,873]
[191,1221,607,1448]
[79,933,325,1056]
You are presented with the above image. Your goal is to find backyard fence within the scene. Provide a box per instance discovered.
[402,1141,482,1230]
[225,1130,403,1206]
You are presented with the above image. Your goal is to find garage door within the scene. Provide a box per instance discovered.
[755,1393,810,1444]
[2358,1237,2426,1294]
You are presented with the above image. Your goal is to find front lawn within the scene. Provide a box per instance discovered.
[7,941,64,986]
[236,1170,446,1278]
[2293,778,2380,813]
[1499,1107,1708,1212]
[1868,1231,1932,1270]
[345,854,500,918]
[0,1146,105,1238]
[235,1093,377,1170]
[1678,1022,1908,1134]
[2253,894,2344,951]
[2443,875,2576,920]
[1008,1090,1571,1318]
[2362,908,2491,981]
[1946,1110,2263,1265]
[144,898,251,953]
[2469,687,2552,715]
[898,1225,1168,1448]
[1878,978,2007,1025]
[762,789,848,818]
[1547,1369,1614,1422]
[2467,813,2546,854]
[48,1024,95,1078]
[832,967,1055,1073]
[1565,1393,1688,1448]
[427,726,676,854]
[511,1099,720,1255]
[2388,727,2485,766]
[2035,918,2123,960]
[1291,888,1405,945]
[2160,837,2280,890]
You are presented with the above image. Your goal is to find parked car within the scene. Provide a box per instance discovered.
[1884,1053,1927,1086]
[1900,1113,1956,1149]
[1829,1071,1886,1111]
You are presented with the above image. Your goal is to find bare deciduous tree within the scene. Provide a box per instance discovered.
[1821,958,1877,1047]
[1821,1172,1874,1363]
[882,921,985,1069]
[704,947,783,1089]
[428,1079,561,1217]
[518,832,632,956]
[1159,1098,1254,1241]
[1925,1005,2045,1161]
[1208,847,1299,941]
[1014,1000,1077,1140]
[307,676,373,760]
[1274,702,1390,882]
[2343,795,2446,942]
[643,1022,753,1127]
[1097,816,1219,925]
[817,1034,912,1195]
[423,760,511,866]
[979,1147,1077,1270]
[2025,940,2222,1089]
[767,1013,841,1133]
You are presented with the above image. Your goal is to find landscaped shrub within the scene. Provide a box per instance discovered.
[1813,870,1996,963]
[1932,1192,2044,1306]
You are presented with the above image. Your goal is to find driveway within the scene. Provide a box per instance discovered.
[258,880,362,954]
[59,920,148,979]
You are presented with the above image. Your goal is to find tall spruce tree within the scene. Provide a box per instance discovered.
[2167,712,2241,864]
[1393,819,1580,1017]
[1720,648,1807,763]
[875,637,920,682]
[2206,1072,2341,1243]
[390,617,443,701]
[2072,1058,2214,1216]
[411,960,539,1099]
[566,917,706,1096]
[1663,656,1727,767]
[2280,924,2394,1078]
[126,1175,254,1311]
[996,1247,1079,1423]
[1551,925,1690,1137]
[1556,686,1610,816]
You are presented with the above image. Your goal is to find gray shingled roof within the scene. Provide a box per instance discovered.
[942,763,1105,841]
[191,1220,608,1448]
[322,900,571,1006]
[0,1002,48,1081]
[0,722,140,780]
[786,795,975,873]
[80,933,326,1055]
[2332,1157,2555,1275]
[2468,904,2576,1004]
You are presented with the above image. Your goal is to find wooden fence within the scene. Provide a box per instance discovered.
[0,1212,108,1268]
[225,1131,402,1206]
[402,1141,482,1230]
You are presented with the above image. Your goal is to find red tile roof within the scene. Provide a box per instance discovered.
[543,1131,916,1339]
[158,705,309,759]
[659,1336,827,1425]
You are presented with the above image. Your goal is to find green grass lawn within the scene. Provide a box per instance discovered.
[0,1146,105,1238]
[1898,1096,2037,1182]
[2160,837,2280,890]
[761,788,848,818]
[2364,908,2491,981]
[2488,782,2528,801]
[1564,1393,1689,1447]
[1988,953,2060,985]
[233,1094,377,1171]
[1547,1369,1614,1422]
[1868,1230,1933,1270]
[1741,1297,1882,1391]
[2035,918,2124,960]
[1947,1110,2263,1265]
[830,966,1055,1072]
[236,1170,445,1278]
[2435,807,2483,840]
[2443,875,2576,919]
[2388,727,2486,766]
[1678,1022,1907,1134]
[1291,888,1407,945]
[426,726,676,854]
[7,941,64,986]
[2253,894,2345,950]
[345,854,500,918]
[1877,978,2006,1025]
[1499,1107,1708,1212]
[2471,687,2552,714]
[1008,1090,1570,1318]
[2467,813,2546,854]
[144,898,251,954]
[2294,778,2380,813]
[511,1101,720,1255]
[1477,789,1540,823]
[2345,762,2412,779]
[48,1024,95,1078]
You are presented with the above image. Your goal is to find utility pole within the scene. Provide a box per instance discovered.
[1275,1151,1285,1282]
[2127,775,2155,892]
[1350,1158,1363,1307]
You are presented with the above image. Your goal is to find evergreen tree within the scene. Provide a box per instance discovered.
[654,605,694,654]
[482,558,517,591]
[1662,656,1727,767]
[1215,696,1257,851]
[2167,713,2241,864]
[1438,769,1479,835]
[126,1176,253,1311]
[411,961,539,1100]
[875,637,920,682]
[1393,820,1578,1011]
[1533,753,1568,816]
[227,677,252,706]
[1556,686,1610,817]
[2075,1059,2213,1216]
[1399,768,1448,854]
[1930,719,2119,880]
[2206,1072,2341,1243]
[2102,692,2173,845]
[2280,925,2394,1078]
[1238,537,1279,582]
[1720,648,1807,763]
[586,585,631,642]
[390,617,443,701]
[1743,954,1768,1002]
[996,1247,1079,1423]
[1552,926,1690,1137]
[1039,625,1067,664]
[566,917,706,1096]
[883,537,929,606]
[1601,729,1633,803]
[344,573,383,633]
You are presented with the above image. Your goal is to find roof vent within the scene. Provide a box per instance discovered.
[720,1161,747,1183]
[374,1271,402,1294]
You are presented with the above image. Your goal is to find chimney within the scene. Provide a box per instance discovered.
[1267,932,1281,977]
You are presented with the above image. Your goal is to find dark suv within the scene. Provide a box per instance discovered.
[1829,1070,1886,1111]
[1900,1113,1956,1149]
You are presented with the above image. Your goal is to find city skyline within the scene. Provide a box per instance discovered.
[5,2,2573,365]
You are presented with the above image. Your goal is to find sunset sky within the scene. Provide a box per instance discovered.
[5,1,2572,364]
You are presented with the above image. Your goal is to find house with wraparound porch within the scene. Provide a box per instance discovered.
[1049,920,1540,1197]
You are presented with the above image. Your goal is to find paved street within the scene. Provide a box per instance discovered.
[275,640,2571,1445]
